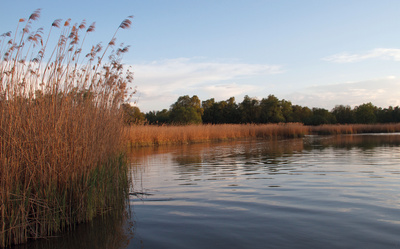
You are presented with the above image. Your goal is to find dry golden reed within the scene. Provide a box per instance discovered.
[125,123,400,147]
[0,10,132,247]
[125,123,309,147]
[310,123,400,135]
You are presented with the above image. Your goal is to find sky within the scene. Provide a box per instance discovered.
[2,1,400,112]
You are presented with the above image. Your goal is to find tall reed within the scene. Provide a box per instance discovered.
[310,123,400,135]
[126,123,309,147]
[0,10,132,247]
[125,123,400,147]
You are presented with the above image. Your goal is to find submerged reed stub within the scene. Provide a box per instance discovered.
[0,9,133,247]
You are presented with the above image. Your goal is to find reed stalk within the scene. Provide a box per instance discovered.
[0,10,132,247]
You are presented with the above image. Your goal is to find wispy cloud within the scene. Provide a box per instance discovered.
[323,48,400,63]
[285,76,400,109]
[202,83,258,100]
[133,58,283,111]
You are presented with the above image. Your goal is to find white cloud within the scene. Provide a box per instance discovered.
[132,58,283,111]
[323,48,400,63]
[202,83,258,100]
[285,77,400,109]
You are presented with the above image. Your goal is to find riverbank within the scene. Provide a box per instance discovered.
[125,123,400,147]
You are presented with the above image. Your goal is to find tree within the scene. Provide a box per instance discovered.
[291,105,312,123]
[202,98,216,124]
[354,102,377,124]
[202,97,240,124]
[305,108,336,125]
[121,103,145,125]
[259,95,284,123]
[332,105,354,124]
[170,95,203,124]
[224,97,240,123]
[239,95,260,123]
[280,99,293,122]
[145,109,170,124]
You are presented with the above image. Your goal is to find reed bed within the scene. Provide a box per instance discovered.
[310,123,400,135]
[0,10,132,247]
[126,123,400,147]
[125,123,309,147]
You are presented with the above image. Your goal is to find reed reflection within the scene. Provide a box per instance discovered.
[12,208,134,249]
[305,133,400,150]
[128,134,400,186]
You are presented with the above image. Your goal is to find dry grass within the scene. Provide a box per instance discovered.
[310,123,400,135]
[0,10,132,247]
[125,123,400,147]
[125,123,309,147]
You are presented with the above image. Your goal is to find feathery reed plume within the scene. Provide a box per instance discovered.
[119,16,133,29]
[97,16,133,69]
[28,8,41,21]
[0,10,133,247]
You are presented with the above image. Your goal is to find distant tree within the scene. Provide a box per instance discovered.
[239,95,260,123]
[354,102,377,124]
[393,106,400,122]
[145,109,170,124]
[305,108,336,125]
[291,105,312,123]
[170,95,203,124]
[121,103,145,125]
[224,97,241,123]
[332,105,355,124]
[259,95,284,123]
[201,98,216,124]
[202,97,240,124]
[280,99,293,122]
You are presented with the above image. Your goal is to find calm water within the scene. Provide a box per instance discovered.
[17,134,400,249]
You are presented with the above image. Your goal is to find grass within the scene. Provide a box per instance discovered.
[309,123,400,135]
[125,123,309,147]
[125,123,400,147]
[0,10,132,247]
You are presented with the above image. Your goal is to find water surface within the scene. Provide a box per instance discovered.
[17,134,400,248]
[127,134,400,249]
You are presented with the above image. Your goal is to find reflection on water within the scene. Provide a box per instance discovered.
[17,134,400,248]
[128,134,400,249]
[12,208,134,249]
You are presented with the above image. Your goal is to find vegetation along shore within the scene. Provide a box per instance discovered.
[0,10,133,247]
[123,95,400,147]
[125,123,400,147]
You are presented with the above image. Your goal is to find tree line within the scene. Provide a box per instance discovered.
[122,95,400,125]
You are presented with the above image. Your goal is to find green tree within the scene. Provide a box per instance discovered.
[259,95,284,123]
[121,103,145,125]
[332,105,355,124]
[305,108,336,125]
[354,102,377,124]
[201,98,216,124]
[224,97,240,123]
[280,99,293,122]
[170,95,203,124]
[239,95,260,123]
[145,109,170,124]
[291,105,312,123]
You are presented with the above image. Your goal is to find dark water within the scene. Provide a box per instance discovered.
[18,134,400,248]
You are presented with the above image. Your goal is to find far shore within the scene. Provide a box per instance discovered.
[125,123,400,147]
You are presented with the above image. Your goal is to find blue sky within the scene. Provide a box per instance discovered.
[2,1,400,112]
